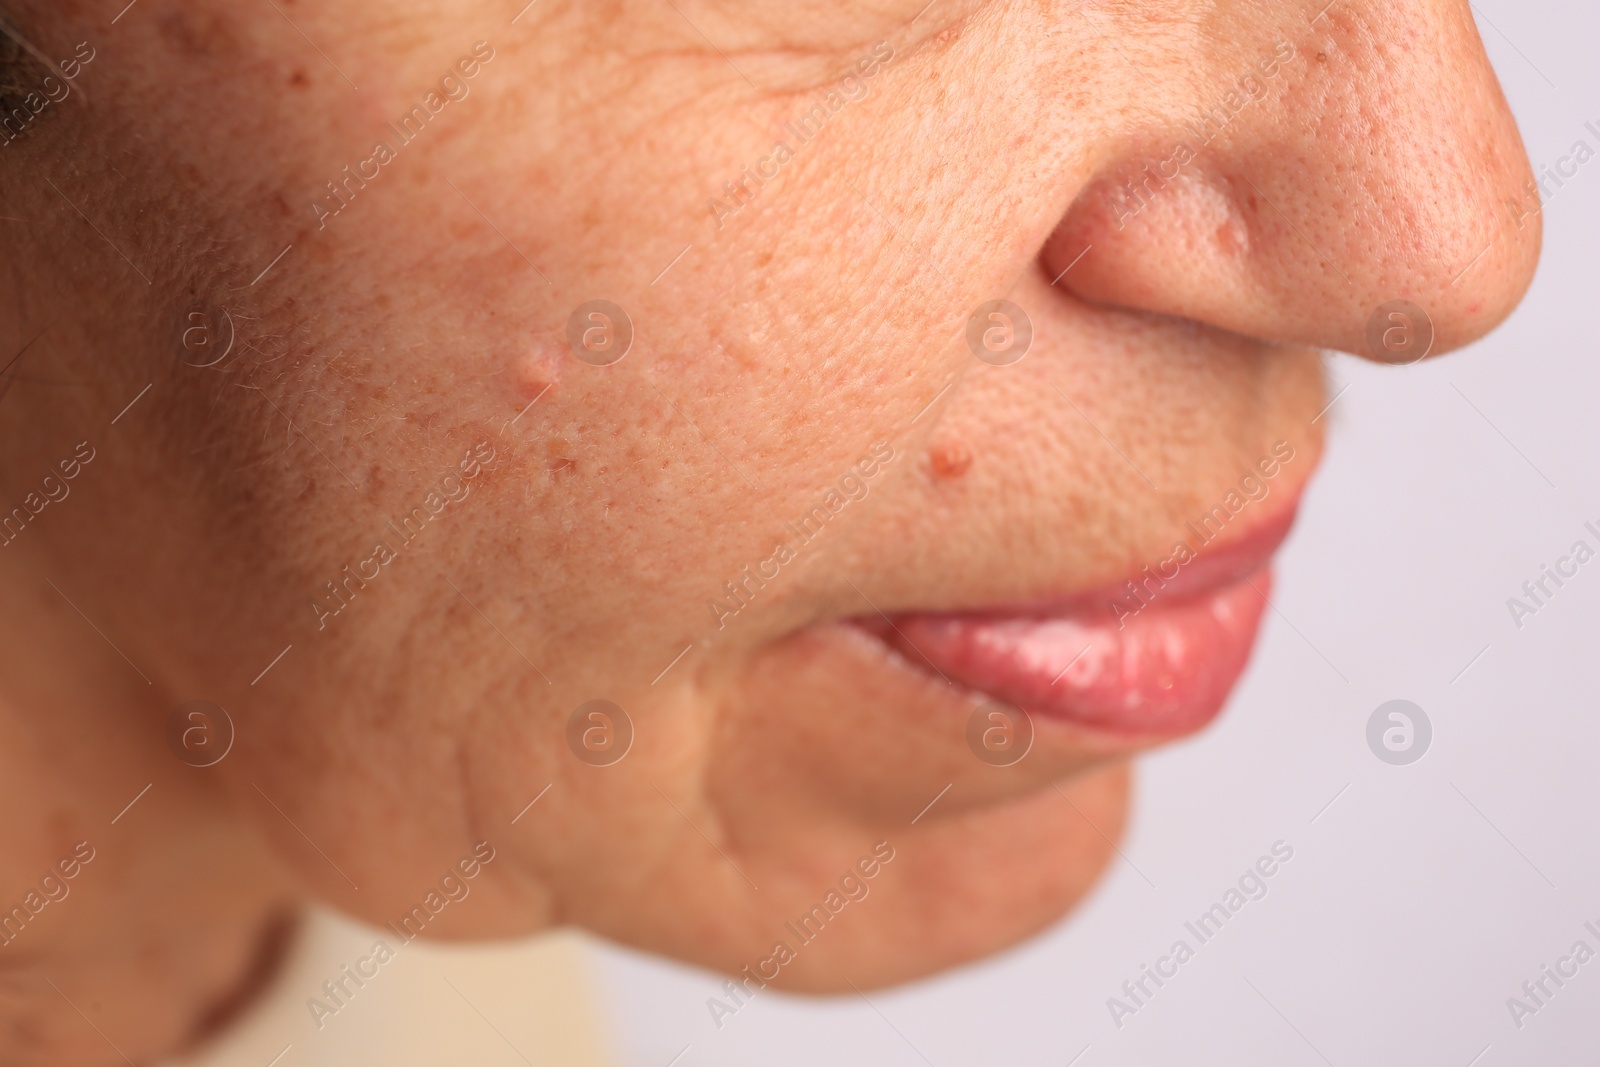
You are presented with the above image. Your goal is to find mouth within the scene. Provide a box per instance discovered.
[853,500,1300,741]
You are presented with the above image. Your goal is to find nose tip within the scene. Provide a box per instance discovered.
[1042,3,1541,363]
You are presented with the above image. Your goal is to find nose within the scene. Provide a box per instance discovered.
[1042,0,1540,362]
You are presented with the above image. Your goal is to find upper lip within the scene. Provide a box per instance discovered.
[886,486,1303,624]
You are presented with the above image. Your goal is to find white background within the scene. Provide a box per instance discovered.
[589,2,1600,1064]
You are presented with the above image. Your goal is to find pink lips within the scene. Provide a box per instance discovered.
[879,506,1299,737]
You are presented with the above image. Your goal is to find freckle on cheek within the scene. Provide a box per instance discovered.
[929,438,973,479]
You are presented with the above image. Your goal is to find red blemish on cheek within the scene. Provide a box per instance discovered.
[515,339,562,408]
[929,437,973,479]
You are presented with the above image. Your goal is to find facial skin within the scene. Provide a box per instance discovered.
[0,0,1537,1062]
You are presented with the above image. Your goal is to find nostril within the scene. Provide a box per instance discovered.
[1042,160,1258,321]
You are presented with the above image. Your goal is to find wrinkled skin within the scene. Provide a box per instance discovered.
[0,0,1537,1062]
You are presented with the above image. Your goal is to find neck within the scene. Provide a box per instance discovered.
[0,555,301,1066]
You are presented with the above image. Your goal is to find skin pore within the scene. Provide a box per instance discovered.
[0,0,1537,1063]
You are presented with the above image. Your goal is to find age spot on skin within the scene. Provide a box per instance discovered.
[929,436,973,480]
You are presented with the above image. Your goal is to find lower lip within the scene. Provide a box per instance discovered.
[881,569,1271,737]
[873,498,1301,738]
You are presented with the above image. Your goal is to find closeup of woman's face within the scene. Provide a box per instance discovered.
[0,0,1540,1060]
